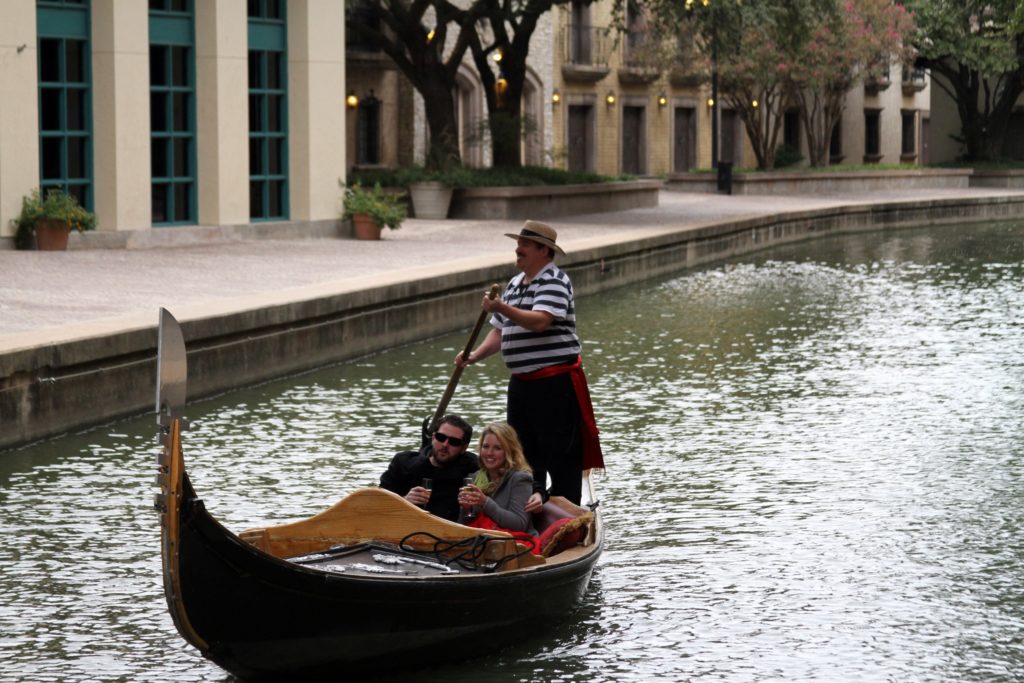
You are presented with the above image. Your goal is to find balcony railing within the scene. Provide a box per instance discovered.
[901,66,927,94]
[623,30,649,67]
[560,25,612,82]
[619,30,660,83]
[864,66,892,94]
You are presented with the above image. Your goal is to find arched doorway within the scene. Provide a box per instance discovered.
[455,67,485,167]
[522,68,544,166]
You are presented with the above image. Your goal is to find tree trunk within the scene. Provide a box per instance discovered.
[348,3,471,170]
[727,87,785,171]
[421,78,461,169]
[797,87,844,168]
[927,59,1024,162]
[468,12,544,169]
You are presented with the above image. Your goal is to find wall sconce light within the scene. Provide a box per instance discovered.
[492,49,503,64]
[606,91,616,106]
[552,88,561,105]
[658,92,668,107]
[346,92,359,108]
[751,99,759,109]
[426,29,435,44]
[706,97,715,108]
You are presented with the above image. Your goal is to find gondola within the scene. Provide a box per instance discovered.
[154,309,603,681]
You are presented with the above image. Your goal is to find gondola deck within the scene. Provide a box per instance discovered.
[290,542,494,578]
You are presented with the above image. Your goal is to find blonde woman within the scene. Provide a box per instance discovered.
[458,422,535,534]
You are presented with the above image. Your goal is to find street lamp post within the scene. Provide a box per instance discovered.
[711,18,718,170]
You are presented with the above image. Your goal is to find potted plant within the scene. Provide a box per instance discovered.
[340,181,407,240]
[12,187,96,251]
[399,162,473,220]
[407,176,453,220]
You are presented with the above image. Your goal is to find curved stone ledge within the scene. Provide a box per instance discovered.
[666,169,972,195]
[969,170,1024,189]
[450,180,661,219]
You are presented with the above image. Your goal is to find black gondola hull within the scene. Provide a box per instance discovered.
[175,478,600,680]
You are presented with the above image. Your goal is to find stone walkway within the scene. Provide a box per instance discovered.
[3,188,1022,345]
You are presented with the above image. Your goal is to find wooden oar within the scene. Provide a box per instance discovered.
[428,283,500,432]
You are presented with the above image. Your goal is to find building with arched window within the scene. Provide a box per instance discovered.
[344,3,555,174]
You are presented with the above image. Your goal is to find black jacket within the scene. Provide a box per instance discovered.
[379,445,479,522]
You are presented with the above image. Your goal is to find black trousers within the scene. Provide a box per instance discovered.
[507,372,583,504]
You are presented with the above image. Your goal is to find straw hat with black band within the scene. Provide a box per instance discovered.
[504,220,566,256]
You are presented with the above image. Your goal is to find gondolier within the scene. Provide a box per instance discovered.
[457,220,603,509]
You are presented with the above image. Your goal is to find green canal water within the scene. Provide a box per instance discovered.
[1,219,1022,681]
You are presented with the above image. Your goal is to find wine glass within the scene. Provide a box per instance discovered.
[462,477,478,519]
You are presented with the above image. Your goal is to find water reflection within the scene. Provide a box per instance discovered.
[1,220,1022,681]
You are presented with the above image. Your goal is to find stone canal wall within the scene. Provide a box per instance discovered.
[3,193,1024,450]
[450,180,662,219]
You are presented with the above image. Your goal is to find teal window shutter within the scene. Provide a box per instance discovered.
[248,0,288,221]
[37,0,93,210]
[149,0,196,225]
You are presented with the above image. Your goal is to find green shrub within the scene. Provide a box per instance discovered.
[774,144,803,169]
[340,181,407,230]
[347,165,631,189]
[12,187,96,250]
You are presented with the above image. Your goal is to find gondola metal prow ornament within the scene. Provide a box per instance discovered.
[156,307,187,427]
[154,308,208,652]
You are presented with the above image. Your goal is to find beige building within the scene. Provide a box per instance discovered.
[826,63,931,166]
[549,0,756,176]
[548,0,931,177]
[1,0,346,245]
[3,0,946,249]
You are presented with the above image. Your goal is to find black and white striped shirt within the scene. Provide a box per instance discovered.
[490,263,581,373]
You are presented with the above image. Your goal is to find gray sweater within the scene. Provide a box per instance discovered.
[465,469,536,534]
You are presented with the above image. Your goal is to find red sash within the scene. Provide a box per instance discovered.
[512,356,605,471]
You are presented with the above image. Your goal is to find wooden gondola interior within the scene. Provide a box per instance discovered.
[236,487,597,574]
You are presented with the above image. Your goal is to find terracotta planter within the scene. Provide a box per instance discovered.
[408,181,453,219]
[352,213,382,240]
[34,218,72,251]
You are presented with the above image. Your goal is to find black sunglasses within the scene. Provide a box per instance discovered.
[433,432,466,447]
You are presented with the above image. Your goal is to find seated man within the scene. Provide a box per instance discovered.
[379,414,478,522]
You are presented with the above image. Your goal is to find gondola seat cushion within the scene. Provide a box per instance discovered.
[536,512,593,557]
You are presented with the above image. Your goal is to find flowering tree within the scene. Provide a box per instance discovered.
[670,0,794,170]
[788,0,915,166]
[636,0,914,168]
[908,0,1024,160]
[715,10,794,170]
